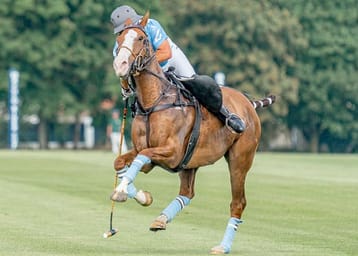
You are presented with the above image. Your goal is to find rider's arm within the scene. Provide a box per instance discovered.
[145,19,171,65]
[155,39,172,63]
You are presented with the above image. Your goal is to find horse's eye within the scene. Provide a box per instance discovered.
[138,36,144,41]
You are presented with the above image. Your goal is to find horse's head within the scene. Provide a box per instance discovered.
[113,11,153,79]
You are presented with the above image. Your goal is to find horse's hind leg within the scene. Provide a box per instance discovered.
[149,168,198,231]
[211,143,257,254]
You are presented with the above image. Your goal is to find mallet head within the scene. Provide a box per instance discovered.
[103,228,118,238]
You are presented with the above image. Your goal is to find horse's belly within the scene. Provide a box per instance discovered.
[185,126,234,168]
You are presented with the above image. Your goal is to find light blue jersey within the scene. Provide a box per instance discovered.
[113,18,195,77]
[113,18,168,67]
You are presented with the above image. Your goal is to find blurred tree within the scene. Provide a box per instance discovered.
[0,0,114,148]
[162,0,307,147]
[0,0,173,149]
[1,0,356,152]
[271,0,358,152]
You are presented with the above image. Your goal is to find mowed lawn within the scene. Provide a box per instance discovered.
[0,151,357,256]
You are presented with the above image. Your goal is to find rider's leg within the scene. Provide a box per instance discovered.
[161,39,245,133]
[162,39,196,78]
[182,75,246,133]
[219,106,246,133]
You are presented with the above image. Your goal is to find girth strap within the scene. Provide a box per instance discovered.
[134,85,202,172]
[136,101,194,148]
[172,98,201,171]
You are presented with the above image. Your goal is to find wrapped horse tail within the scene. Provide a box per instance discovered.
[251,95,276,109]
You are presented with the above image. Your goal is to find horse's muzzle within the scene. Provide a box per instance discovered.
[113,56,130,77]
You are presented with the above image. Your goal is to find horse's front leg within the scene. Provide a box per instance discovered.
[112,144,179,199]
[111,150,154,206]
[113,149,137,170]
[149,168,198,231]
[114,149,155,174]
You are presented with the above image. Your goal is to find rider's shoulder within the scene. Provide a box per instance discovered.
[145,18,164,30]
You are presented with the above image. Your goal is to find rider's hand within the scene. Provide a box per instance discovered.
[121,87,133,100]
[120,79,133,99]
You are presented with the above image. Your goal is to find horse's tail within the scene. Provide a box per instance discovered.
[250,95,276,109]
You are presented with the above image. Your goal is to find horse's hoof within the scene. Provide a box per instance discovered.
[210,245,227,254]
[110,191,128,202]
[149,214,167,231]
[134,190,153,207]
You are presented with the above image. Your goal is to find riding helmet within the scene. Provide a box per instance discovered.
[110,5,142,34]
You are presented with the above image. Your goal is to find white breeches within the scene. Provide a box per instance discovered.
[162,39,196,78]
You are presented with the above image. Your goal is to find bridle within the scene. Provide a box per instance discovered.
[116,25,156,78]
[116,24,174,106]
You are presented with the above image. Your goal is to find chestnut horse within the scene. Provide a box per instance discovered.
[111,12,275,254]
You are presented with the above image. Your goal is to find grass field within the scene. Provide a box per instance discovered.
[0,151,357,256]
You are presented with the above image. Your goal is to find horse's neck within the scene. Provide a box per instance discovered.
[135,63,165,109]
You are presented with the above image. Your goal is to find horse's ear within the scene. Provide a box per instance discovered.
[140,10,150,27]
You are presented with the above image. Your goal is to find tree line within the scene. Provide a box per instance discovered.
[0,0,356,152]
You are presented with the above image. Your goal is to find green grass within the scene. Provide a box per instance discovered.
[0,151,357,256]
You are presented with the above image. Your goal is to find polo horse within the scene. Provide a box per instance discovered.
[110,12,275,254]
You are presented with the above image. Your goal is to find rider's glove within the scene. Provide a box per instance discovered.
[120,79,133,100]
[121,87,133,100]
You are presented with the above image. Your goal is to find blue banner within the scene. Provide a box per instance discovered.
[8,68,19,149]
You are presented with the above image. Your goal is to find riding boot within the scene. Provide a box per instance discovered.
[219,106,246,133]
[180,74,246,133]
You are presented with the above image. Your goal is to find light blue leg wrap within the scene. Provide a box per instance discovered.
[220,217,243,253]
[162,195,191,222]
[116,154,150,198]
[117,167,137,198]
[126,183,137,198]
[124,154,151,183]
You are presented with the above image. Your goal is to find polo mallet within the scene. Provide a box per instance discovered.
[103,98,129,238]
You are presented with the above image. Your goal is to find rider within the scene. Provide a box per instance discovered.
[110,5,245,133]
